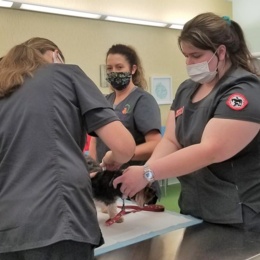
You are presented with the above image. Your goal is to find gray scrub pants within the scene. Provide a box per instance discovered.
[0,240,94,260]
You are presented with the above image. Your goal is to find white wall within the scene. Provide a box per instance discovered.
[10,0,232,25]
[232,0,260,54]
[0,1,232,125]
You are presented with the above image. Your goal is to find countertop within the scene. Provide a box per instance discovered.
[95,222,260,260]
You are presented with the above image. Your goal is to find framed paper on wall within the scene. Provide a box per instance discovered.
[150,76,173,105]
[100,64,109,88]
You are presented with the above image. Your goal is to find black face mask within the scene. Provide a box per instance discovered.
[106,72,131,91]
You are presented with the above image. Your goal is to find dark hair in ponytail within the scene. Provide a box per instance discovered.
[178,12,259,75]
[106,44,148,90]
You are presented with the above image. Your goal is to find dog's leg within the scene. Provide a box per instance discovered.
[94,200,108,214]
[107,203,124,223]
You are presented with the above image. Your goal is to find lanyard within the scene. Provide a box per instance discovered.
[105,200,165,226]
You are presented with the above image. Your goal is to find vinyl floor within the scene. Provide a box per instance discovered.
[159,183,181,213]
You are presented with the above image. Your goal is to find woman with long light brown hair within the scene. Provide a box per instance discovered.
[0,37,135,260]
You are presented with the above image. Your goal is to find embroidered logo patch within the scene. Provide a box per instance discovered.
[226,93,248,111]
[176,106,184,117]
[122,104,131,114]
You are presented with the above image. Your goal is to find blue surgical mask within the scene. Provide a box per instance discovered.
[106,72,131,91]
[186,50,218,84]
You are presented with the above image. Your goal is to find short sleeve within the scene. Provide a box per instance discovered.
[133,93,161,134]
[70,65,113,114]
[214,84,260,123]
[84,108,119,135]
[68,65,119,133]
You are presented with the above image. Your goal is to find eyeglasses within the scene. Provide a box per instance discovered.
[53,52,64,64]
[57,53,64,64]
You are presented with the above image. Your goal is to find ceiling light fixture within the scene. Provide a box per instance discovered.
[0,1,184,30]
[20,3,101,19]
[169,24,184,30]
[253,52,260,59]
[0,0,13,7]
[105,16,167,28]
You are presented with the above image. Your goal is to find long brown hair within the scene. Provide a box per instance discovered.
[178,12,258,75]
[0,37,64,97]
[106,44,148,90]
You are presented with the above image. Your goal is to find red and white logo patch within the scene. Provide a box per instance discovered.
[226,93,248,111]
[176,106,184,117]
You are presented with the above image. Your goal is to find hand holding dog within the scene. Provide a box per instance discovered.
[113,166,148,199]
[101,151,123,171]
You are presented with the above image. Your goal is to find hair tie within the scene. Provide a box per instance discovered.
[222,16,231,26]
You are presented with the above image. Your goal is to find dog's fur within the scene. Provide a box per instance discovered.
[85,155,158,223]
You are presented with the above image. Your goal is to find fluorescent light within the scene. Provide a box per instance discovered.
[20,4,101,19]
[105,16,167,27]
[169,24,184,30]
[5,2,183,30]
[0,0,13,7]
[252,52,260,59]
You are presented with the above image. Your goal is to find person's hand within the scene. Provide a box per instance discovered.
[113,166,148,198]
[89,172,98,178]
[101,151,122,171]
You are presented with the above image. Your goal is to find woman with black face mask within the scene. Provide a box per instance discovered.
[89,44,162,206]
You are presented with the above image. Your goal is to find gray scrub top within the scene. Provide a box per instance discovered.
[96,87,161,167]
[171,67,260,224]
[0,64,119,253]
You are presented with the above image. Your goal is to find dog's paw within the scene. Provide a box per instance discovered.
[107,203,124,223]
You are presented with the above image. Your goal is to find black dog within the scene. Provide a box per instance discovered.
[85,155,158,222]
[91,169,123,205]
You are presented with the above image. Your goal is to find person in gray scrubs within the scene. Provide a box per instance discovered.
[89,44,162,202]
[113,13,260,231]
[0,37,135,260]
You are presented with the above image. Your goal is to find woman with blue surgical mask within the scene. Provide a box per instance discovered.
[113,12,260,232]
[186,48,219,84]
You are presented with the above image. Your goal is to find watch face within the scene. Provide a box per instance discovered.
[145,171,153,180]
[143,165,154,182]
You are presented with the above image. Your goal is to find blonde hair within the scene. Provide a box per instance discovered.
[106,44,148,90]
[0,37,64,97]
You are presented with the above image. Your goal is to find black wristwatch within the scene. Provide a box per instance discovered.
[143,164,155,183]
